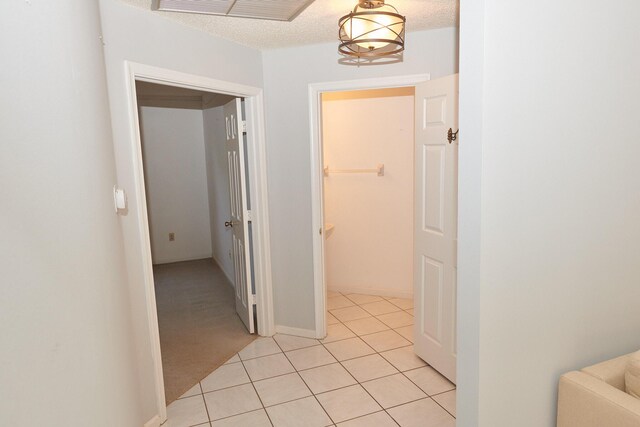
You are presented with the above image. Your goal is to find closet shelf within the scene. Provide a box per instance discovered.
[324,164,384,177]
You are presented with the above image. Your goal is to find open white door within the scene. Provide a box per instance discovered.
[414,74,458,383]
[224,98,255,334]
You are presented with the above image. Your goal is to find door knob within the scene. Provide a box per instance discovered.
[225,221,233,228]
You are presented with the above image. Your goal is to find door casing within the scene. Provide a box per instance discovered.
[123,62,274,424]
[308,74,430,339]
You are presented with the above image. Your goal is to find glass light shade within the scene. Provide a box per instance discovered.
[342,5,404,50]
[338,2,405,58]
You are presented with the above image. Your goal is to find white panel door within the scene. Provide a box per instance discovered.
[224,98,255,333]
[414,74,458,383]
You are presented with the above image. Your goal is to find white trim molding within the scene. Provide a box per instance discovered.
[143,415,162,427]
[124,62,275,424]
[308,74,430,339]
[275,325,318,339]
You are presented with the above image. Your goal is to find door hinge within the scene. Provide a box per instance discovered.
[246,210,253,222]
[241,120,247,133]
[251,294,257,305]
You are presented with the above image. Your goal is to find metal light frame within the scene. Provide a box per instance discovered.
[338,0,406,59]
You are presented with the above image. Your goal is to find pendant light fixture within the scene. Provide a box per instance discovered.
[338,0,406,59]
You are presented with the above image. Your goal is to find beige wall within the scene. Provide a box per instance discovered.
[262,27,459,332]
[98,0,264,421]
[1,2,142,425]
[322,90,415,298]
[458,0,640,425]
[140,107,213,264]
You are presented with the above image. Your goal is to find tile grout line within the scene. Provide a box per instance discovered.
[197,382,213,426]
[271,336,337,426]
[238,350,277,427]
[313,303,404,425]
[178,292,451,426]
[331,292,455,424]
[316,338,402,426]
[345,294,456,422]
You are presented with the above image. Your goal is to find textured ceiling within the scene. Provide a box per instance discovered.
[119,0,459,49]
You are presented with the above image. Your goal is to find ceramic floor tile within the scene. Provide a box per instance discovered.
[432,390,456,416]
[341,354,399,383]
[324,337,376,361]
[253,372,311,407]
[178,383,202,399]
[327,295,356,310]
[387,398,455,427]
[360,329,411,352]
[344,294,384,305]
[238,337,282,360]
[210,409,272,427]
[359,300,403,316]
[200,362,250,393]
[376,311,414,329]
[394,325,414,343]
[343,317,389,336]
[204,383,263,420]
[266,396,333,427]
[321,323,356,344]
[361,374,427,409]
[404,366,455,396]
[298,363,357,394]
[316,384,382,423]
[405,309,414,316]
[274,334,320,352]
[224,354,240,365]
[286,345,337,371]
[327,290,342,298]
[379,346,426,372]
[242,353,295,381]
[165,395,208,427]
[387,298,413,310]
[336,411,398,427]
[327,312,340,325]
[330,306,371,323]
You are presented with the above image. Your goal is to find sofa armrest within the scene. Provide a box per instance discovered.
[557,371,640,427]
[582,353,634,390]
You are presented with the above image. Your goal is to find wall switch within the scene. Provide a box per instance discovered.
[169,233,175,241]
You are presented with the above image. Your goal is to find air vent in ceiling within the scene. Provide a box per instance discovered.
[151,0,316,22]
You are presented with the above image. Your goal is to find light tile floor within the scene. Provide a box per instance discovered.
[163,292,456,427]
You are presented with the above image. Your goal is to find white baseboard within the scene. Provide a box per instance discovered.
[144,415,161,427]
[328,285,413,300]
[275,325,319,339]
[211,254,235,289]
[152,253,213,265]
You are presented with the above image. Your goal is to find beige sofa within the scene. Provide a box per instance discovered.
[557,352,640,427]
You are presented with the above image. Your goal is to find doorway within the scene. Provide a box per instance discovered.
[309,74,459,386]
[136,81,259,404]
[124,62,274,423]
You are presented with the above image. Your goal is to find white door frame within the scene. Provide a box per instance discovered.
[124,62,275,423]
[308,74,430,339]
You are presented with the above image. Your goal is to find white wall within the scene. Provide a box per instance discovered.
[262,28,459,332]
[98,0,264,420]
[140,107,212,264]
[203,106,235,283]
[0,2,142,426]
[322,92,414,298]
[458,1,640,426]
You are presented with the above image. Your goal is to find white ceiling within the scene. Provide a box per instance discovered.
[119,0,459,49]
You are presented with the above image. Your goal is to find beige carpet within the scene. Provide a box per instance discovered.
[154,258,256,404]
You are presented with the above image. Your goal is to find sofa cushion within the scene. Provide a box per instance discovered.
[626,351,640,399]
